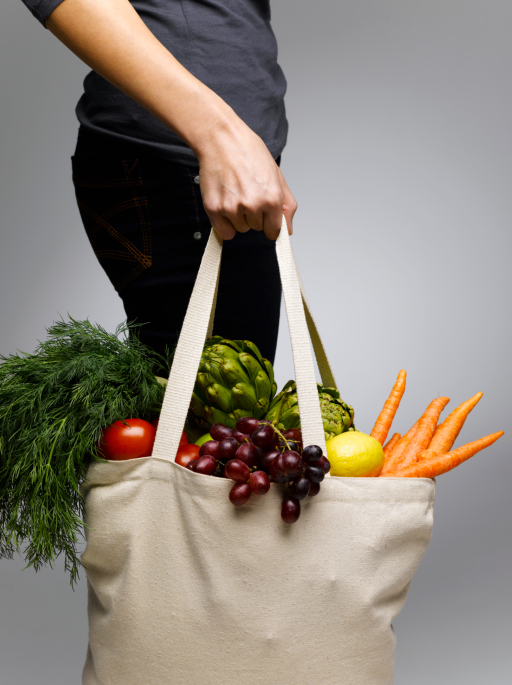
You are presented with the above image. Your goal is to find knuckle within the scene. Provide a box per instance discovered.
[244,201,260,216]
[238,194,258,213]
[223,200,239,217]
[265,193,283,210]
[203,199,221,216]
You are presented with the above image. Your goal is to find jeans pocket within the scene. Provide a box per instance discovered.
[72,157,152,292]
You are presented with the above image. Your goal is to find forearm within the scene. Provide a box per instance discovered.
[46,0,238,158]
[43,0,296,239]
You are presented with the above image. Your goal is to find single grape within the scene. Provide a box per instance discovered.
[236,417,260,434]
[186,459,198,471]
[259,449,281,474]
[218,437,239,462]
[269,457,289,483]
[279,439,299,452]
[302,444,323,464]
[212,466,224,478]
[225,459,250,483]
[281,450,303,478]
[233,429,251,444]
[270,452,286,475]
[305,464,324,483]
[317,455,331,474]
[283,428,303,443]
[194,455,217,476]
[210,423,234,441]
[199,440,220,458]
[290,476,311,500]
[235,442,259,468]
[308,481,321,497]
[249,470,271,495]
[281,497,301,523]
[252,424,276,447]
[229,482,252,506]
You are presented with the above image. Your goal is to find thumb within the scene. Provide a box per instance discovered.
[278,168,297,235]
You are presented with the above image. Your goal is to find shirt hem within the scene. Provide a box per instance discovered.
[75,122,287,166]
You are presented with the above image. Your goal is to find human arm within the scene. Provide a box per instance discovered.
[41,0,297,239]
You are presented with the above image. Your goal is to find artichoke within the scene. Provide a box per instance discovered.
[265,381,356,441]
[188,337,277,434]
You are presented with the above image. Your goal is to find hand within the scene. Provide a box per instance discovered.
[196,118,297,241]
[46,0,296,241]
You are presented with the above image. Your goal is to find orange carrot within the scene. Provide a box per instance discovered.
[380,448,439,476]
[416,447,439,462]
[380,421,419,475]
[428,392,483,454]
[397,396,450,470]
[390,431,504,478]
[381,433,401,472]
[370,370,407,445]
[383,433,401,456]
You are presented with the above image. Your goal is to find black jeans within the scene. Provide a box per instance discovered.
[72,128,282,364]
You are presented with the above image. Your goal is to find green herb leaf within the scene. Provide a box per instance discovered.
[0,318,168,586]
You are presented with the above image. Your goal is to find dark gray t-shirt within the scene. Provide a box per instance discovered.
[22,0,288,164]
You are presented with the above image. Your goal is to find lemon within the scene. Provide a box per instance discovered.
[326,432,384,477]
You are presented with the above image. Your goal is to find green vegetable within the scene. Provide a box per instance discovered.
[187,337,277,437]
[265,381,356,441]
[0,318,168,585]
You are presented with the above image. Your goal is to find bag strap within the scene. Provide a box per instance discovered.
[152,219,328,461]
[206,253,220,340]
[296,263,337,390]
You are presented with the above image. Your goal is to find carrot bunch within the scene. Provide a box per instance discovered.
[369,371,504,478]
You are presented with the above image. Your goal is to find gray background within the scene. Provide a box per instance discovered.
[1,1,511,683]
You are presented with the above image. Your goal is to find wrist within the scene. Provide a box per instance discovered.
[171,86,245,161]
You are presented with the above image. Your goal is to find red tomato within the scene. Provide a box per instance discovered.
[175,443,200,468]
[151,417,189,449]
[100,419,156,461]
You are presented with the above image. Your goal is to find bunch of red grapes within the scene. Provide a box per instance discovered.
[186,417,330,524]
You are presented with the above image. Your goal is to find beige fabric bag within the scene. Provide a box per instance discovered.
[81,223,435,685]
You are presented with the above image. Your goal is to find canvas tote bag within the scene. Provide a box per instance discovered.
[81,221,435,685]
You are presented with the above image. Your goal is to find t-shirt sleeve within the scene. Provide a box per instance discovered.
[20,0,67,26]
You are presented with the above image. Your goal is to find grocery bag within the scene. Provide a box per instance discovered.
[81,221,435,685]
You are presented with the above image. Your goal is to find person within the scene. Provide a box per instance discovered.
[21,0,297,364]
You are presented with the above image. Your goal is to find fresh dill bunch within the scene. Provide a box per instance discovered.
[0,318,168,586]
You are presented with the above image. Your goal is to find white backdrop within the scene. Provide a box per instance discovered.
[1,1,511,683]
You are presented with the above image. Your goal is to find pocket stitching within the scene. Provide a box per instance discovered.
[123,160,152,263]
[85,197,148,249]
[77,198,151,269]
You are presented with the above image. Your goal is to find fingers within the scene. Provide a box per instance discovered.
[278,167,298,235]
[198,140,297,241]
[209,214,237,240]
[262,192,284,241]
[209,208,257,238]
[205,194,282,241]
[262,170,297,240]
[242,209,264,232]
[209,189,295,242]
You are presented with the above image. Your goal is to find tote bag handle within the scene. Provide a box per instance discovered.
[296,261,337,391]
[152,218,330,461]
[205,255,337,391]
